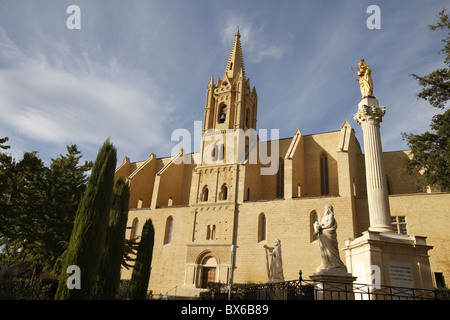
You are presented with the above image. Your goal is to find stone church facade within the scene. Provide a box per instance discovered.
[115,30,450,297]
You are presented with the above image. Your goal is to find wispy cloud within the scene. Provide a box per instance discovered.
[0,27,175,162]
[219,14,290,63]
[0,0,447,163]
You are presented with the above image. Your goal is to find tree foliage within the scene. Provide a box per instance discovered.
[405,8,450,191]
[0,140,93,277]
[129,219,155,300]
[96,177,130,299]
[55,139,117,300]
[1,137,149,299]
[403,110,450,190]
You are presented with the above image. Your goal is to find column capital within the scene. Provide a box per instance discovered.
[354,103,386,126]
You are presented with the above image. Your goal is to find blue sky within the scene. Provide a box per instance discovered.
[0,0,448,165]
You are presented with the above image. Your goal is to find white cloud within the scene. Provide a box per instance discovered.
[1,0,447,164]
[0,27,175,162]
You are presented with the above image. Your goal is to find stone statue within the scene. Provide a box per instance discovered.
[264,239,284,283]
[355,59,374,98]
[314,205,347,274]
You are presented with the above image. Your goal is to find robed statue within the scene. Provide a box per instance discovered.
[314,205,347,274]
[264,239,284,283]
[354,59,374,98]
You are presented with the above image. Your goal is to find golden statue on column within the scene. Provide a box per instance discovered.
[354,59,374,99]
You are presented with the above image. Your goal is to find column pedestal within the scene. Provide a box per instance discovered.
[343,230,434,291]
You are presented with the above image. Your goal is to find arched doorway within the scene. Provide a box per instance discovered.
[200,256,217,288]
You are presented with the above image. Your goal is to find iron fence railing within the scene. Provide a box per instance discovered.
[243,279,440,300]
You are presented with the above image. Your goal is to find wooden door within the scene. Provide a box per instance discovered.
[201,267,216,288]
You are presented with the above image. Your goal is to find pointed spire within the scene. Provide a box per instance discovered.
[224,27,245,80]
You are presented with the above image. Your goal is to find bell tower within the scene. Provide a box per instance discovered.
[185,30,259,277]
[203,29,258,133]
[185,30,259,280]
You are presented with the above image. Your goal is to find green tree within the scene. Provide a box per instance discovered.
[403,110,450,190]
[46,145,93,276]
[129,219,155,300]
[0,137,11,199]
[0,141,92,280]
[96,177,130,299]
[0,150,50,279]
[55,139,117,300]
[404,8,450,191]
[48,145,93,271]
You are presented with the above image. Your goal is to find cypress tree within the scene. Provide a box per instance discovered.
[96,177,130,299]
[129,218,155,300]
[55,139,117,300]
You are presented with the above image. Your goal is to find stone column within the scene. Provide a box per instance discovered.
[354,98,394,233]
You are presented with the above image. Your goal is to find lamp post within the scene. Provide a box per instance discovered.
[299,269,303,298]
[228,244,236,300]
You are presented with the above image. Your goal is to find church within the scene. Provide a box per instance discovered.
[115,30,450,297]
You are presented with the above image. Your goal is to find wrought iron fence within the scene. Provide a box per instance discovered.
[243,279,441,300]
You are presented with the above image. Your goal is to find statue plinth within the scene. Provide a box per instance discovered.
[309,271,357,300]
[314,266,350,277]
[354,98,393,233]
[310,270,356,281]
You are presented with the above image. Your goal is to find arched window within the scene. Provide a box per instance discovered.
[246,188,250,201]
[218,104,227,123]
[164,216,174,244]
[137,198,143,208]
[245,136,250,159]
[130,218,139,240]
[220,144,225,162]
[211,145,216,161]
[258,213,266,242]
[168,197,173,206]
[320,153,329,195]
[211,142,224,162]
[220,184,228,200]
[277,158,284,198]
[206,225,216,240]
[201,186,209,202]
[310,211,318,242]
[245,108,250,128]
